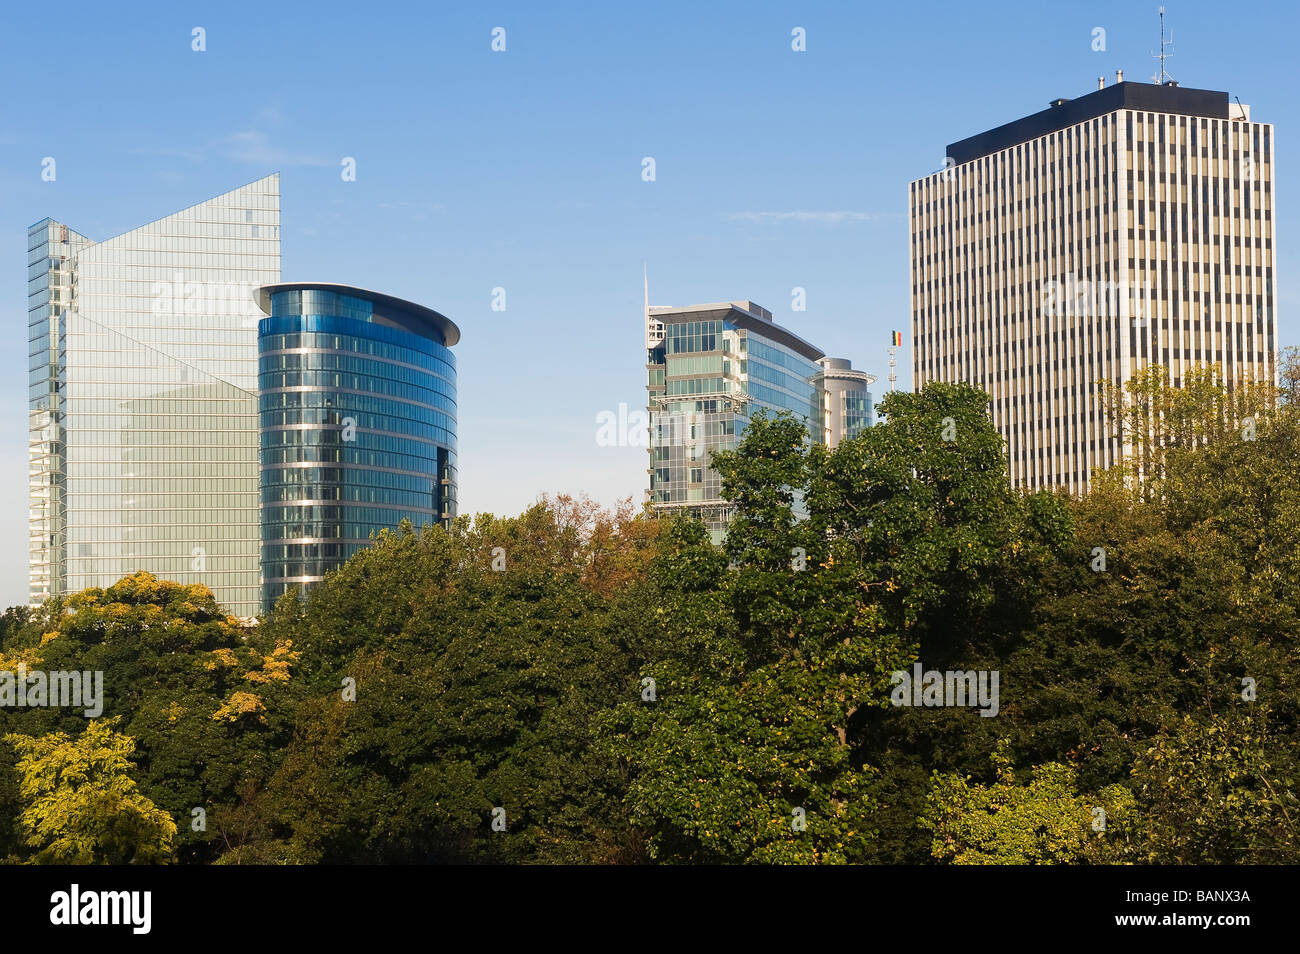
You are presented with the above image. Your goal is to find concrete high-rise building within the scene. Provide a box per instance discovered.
[645,298,843,543]
[813,357,876,446]
[28,175,280,617]
[910,78,1276,491]
[255,283,460,610]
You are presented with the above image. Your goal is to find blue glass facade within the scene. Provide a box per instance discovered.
[840,388,874,440]
[257,285,459,609]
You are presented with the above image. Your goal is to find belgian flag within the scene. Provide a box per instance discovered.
[891,330,902,347]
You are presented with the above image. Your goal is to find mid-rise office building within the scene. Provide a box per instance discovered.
[28,175,280,616]
[910,77,1276,491]
[256,283,460,610]
[645,299,850,542]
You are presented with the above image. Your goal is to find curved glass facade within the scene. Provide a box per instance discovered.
[258,286,458,609]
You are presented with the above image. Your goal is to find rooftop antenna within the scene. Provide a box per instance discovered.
[1151,6,1174,84]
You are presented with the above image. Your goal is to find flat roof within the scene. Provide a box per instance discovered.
[256,282,460,347]
[652,301,824,361]
[945,81,1232,165]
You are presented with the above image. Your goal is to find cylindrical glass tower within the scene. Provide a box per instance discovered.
[255,283,460,610]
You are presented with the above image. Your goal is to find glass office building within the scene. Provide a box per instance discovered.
[645,300,825,543]
[28,174,280,618]
[256,283,460,610]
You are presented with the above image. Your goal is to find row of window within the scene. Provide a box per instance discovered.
[260,314,454,357]
[259,389,458,426]
[263,525,440,547]
[258,370,456,405]
[747,337,818,376]
[260,429,449,462]
[262,465,453,494]
[261,332,454,372]
[65,462,255,478]
[259,445,441,471]
[270,290,374,323]
[262,485,439,509]
[65,526,257,545]
[666,376,732,397]
[750,379,820,416]
[64,505,257,527]
[259,352,453,391]
[665,354,724,377]
[260,410,455,442]
[748,356,812,394]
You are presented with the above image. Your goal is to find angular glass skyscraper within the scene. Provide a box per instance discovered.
[27,174,280,617]
[255,283,460,610]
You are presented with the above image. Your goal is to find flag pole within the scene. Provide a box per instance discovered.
[888,330,900,392]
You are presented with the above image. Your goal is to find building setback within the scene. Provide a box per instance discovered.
[28,174,280,617]
[910,78,1276,491]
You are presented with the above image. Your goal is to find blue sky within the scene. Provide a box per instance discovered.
[1,0,1295,607]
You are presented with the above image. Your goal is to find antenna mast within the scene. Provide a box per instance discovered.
[1151,6,1174,84]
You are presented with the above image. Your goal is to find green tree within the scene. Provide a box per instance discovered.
[5,717,177,864]
[922,742,1135,864]
[252,500,655,863]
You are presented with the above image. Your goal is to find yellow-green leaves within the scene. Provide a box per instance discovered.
[5,717,177,864]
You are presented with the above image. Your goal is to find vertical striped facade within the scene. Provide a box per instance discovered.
[910,81,1276,492]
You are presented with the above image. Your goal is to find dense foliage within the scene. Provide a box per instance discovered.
[2,365,1297,864]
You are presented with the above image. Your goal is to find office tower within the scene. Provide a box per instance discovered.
[645,299,825,543]
[813,357,876,447]
[28,175,280,617]
[910,78,1276,491]
[255,283,460,610]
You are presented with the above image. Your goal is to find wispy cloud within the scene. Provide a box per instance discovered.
[727,210,897,224]
[377,200,445,216]
[125,125,332,168]
[224,130,332,167]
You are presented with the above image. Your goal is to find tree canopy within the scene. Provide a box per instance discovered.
[3,361,1298,865]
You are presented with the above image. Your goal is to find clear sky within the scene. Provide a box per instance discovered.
[1,0,1295,608]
